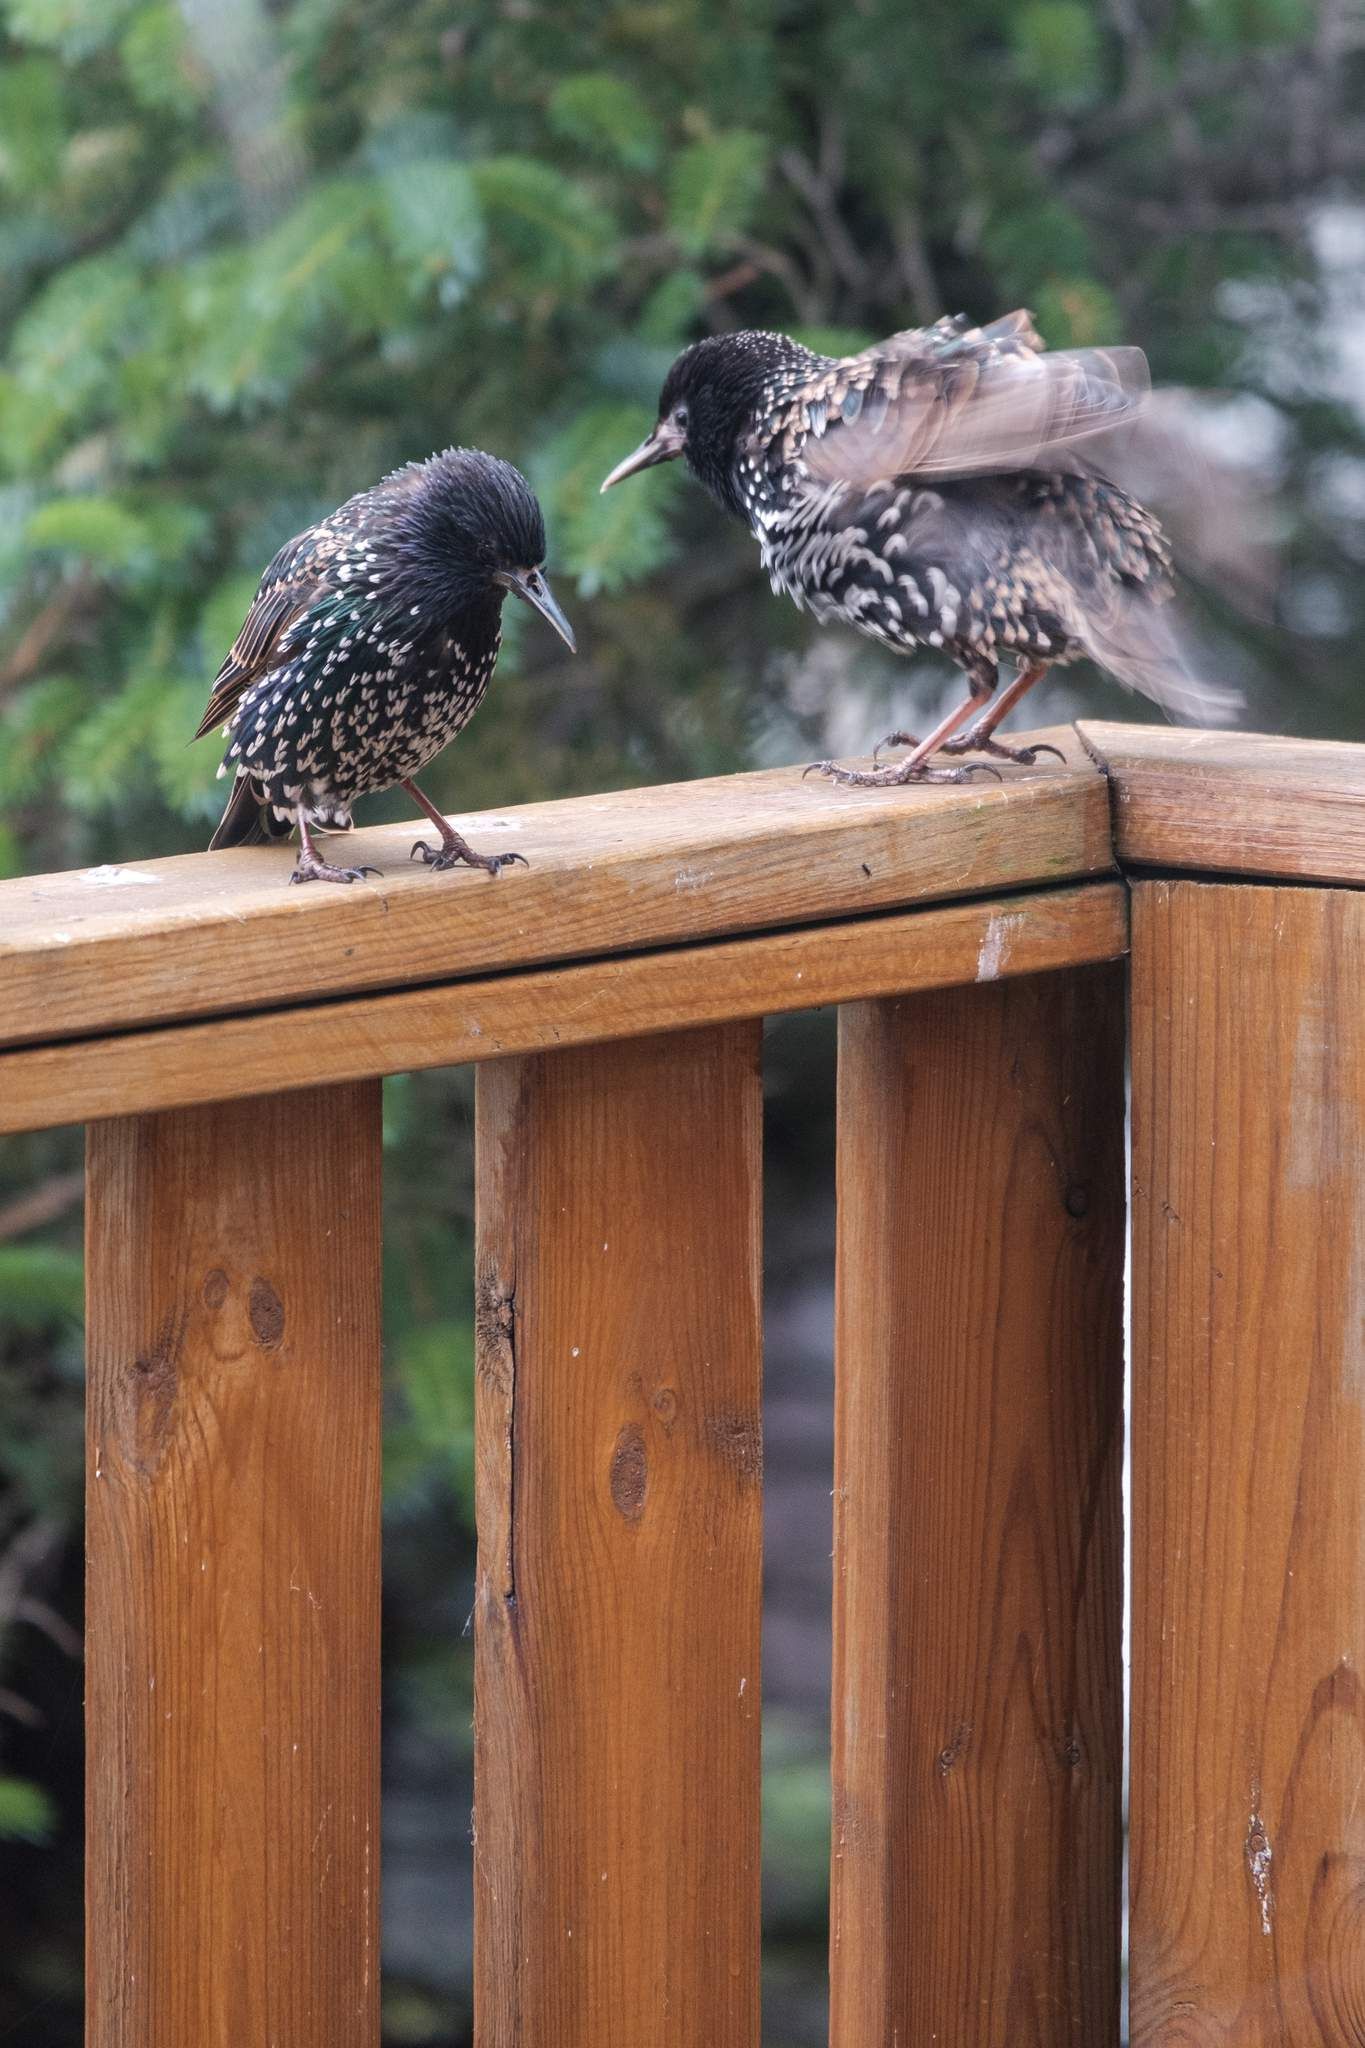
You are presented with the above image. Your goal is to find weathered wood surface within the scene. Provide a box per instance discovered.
[473,1025,763,2048]
[831,967,1125,2047]
[1081,722,1365,883]
[85,1083,382,2048]
[0,733,1107,1047]
[0,880,1127,1135]
[1129,880,1365,2045]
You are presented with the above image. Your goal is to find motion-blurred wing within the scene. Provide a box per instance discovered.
[799,330,1150,489]
[1087,389,1279,618]
[860,307,1045,365]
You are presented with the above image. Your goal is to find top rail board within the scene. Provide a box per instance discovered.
[0,732,1106,1049]
[1080,723,1365,885]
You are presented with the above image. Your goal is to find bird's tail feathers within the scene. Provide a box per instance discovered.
[1090,389,1279,623]
[208,774,291,850]
[1078,596,1244,728]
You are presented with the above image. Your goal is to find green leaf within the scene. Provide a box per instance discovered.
[185,180,391,412]
[0,1777,57,1845]
[534,403,681,598]
[58,668,169,808]
[1031,277,1120,348]
[5,0,136,59]
[26,495,152,570]
[397,1321,472,1447]
[380,158,485,306]
[1012,2,1103,100]
[0,59,65,195]
[980,198,1094,303]
[0,676,85,811]
[389,1321,475,1512]
[121,2,204,116]
[1,253,144,468]
[789,325,875,360]
[471,156,616,291]
[0,1246,83,1330]
[638,270,706,344]
[667,131,767,255]
[151,676,220,815]
[549,73,661,171]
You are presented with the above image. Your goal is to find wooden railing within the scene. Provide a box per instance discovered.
[2,719,1362,2046]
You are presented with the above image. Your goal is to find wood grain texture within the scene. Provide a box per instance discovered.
[0,733,1107,1048]
[473,1025,763,2048]
[830,968,1125,2047]
[1129,880,1365,2045]
[0,881,1128,1135]
[1080,722,1365,883]
[85,1084,382,2048]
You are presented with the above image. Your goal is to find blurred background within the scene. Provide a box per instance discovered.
[0,0,1361,2040]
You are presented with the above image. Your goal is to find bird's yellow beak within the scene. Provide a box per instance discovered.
[599,420,686,493]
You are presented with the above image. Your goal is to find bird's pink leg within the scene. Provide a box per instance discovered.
[403,778,529,877]
[941,662,1063,765]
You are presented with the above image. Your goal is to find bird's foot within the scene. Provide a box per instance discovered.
[941,731,1065,767]
[803,756,1002,788]
[289,853,382,886]
[410,833,529,878]
[871,729,921,762]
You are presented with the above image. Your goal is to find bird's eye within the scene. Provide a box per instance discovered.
[673,405,689,430]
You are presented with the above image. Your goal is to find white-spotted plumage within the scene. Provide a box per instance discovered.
[610,313,1244,737]
[199,448,571,872]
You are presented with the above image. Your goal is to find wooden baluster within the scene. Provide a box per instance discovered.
[830,967,1125,2047]
[85,1083,382,2048]
[473,1023,763,2048]
[1129,879,1365,2043]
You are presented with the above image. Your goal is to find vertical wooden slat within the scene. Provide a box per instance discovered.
[85,1082,382,2048]
[473,1023,763,2048]
[830,967,1125,2047]
[1129,879,1365,2044]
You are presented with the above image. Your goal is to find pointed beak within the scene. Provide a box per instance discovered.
[501,567,576,653]
[599,420,686,493]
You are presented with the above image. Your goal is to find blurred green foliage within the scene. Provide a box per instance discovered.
[1,0,1361,2040]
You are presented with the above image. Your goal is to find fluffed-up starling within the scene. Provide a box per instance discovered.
[200,448,575,882]
[601,311,1241,784]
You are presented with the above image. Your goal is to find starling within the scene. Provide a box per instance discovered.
[601,311,1240,785]
[199,448,575,882]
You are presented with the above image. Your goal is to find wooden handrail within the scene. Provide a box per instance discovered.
[1080,721,1365,883]
[0,725,1109,1052]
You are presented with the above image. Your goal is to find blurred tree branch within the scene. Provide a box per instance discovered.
[0,1175,84,1244]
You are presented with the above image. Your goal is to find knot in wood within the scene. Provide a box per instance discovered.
[610,1425,648,1522]
[248,1276,285,1350]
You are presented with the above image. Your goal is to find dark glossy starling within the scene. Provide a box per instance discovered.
[602,311,1241,784]
[199,448,575,883]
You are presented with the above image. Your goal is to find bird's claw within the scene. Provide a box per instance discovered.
[805,756,1002,789]
[942,735,1066,767]
[289,860,382,886]
[410,838,529,877]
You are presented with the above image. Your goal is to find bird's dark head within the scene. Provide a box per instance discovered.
[600,331,818,512]
[396,447,575,650]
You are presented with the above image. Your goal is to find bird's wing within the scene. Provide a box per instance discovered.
[193,526,331,740]
[858,307,1046,364]
[795,317,1149,489]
